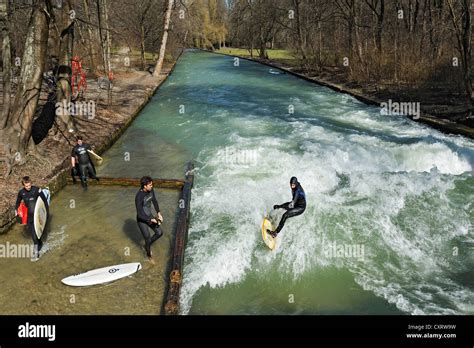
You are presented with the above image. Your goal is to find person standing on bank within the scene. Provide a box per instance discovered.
[15,176,48,260]
[135,176,164,261]
[71,135,99,190]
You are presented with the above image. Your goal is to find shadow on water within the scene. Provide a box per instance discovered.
[122,219,143,249]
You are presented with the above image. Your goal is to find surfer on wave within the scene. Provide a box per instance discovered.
[268,176,306,238]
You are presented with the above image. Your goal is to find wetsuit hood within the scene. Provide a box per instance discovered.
[290,176,299,190]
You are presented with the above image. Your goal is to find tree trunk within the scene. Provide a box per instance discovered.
[294,0,307,60]
[183,29,188,46]
[97,0,108,76]
[259,41,267,59]
[347,12,353,70]
[82,0,97,73]
[97,0,112,104]
[376,0,384,53]
[413,0,420,32]
[1,0,12,129]
[318,20,323,71]
[59,0,75,66]
[56,1,76,131]
[4,0,50,161]
[140,22,146,70]
[352,1,363,64]
[448,0,472,103]
[394,0,400,83]
[104,0,111,74]
[461,0,472,103]
[153,0,174,77]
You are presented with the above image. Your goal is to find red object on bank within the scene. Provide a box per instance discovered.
[71,56,87,98]
[17,202,28,225]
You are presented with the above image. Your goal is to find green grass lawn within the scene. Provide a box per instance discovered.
[110,47,157,60]
[217,47,297,60]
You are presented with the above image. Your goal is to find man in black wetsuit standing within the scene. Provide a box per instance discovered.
[135,176,164,261]
[15,176,48,260]
[71,136,99,190]
[268,176,306,238]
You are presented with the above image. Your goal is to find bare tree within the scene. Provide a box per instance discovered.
[0,0,12,129]
[1,0,51,167]
[153,0,174,77]
[364,0,384,53]
[82,0,98,71]
[447,0,472,103]
[58,0,75,66]
[112,0,161,70]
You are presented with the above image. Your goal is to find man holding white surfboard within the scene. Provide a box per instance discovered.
[71,135,100,190]
[15,176,49,259]
[135,176,164,261]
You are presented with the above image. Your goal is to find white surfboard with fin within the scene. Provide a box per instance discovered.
[61,262,142,287]
[33,188,50,239]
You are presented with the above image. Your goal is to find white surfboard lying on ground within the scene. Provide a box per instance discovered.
[61,262,142,287]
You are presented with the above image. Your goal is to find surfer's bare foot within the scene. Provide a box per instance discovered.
[268,230,278,238]
[144,244,152,258]
[148,256,156,265]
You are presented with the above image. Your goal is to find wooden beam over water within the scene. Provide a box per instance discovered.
[66,176,185,189]
[164,161,194,315]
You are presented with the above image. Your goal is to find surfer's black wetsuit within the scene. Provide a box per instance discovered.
[71,143,98,188]
[15,186,48,251]
[135,188,163,257]
[273,179,306,235]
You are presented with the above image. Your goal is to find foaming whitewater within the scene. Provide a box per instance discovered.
[181,123,473,314]
[160,51,474,315]
[39,225,68,257]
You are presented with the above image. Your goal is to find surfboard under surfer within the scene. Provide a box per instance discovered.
[71,135,99,190]
[268,176,306,238]
[135,176,164,262]
[15,176,49,260]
